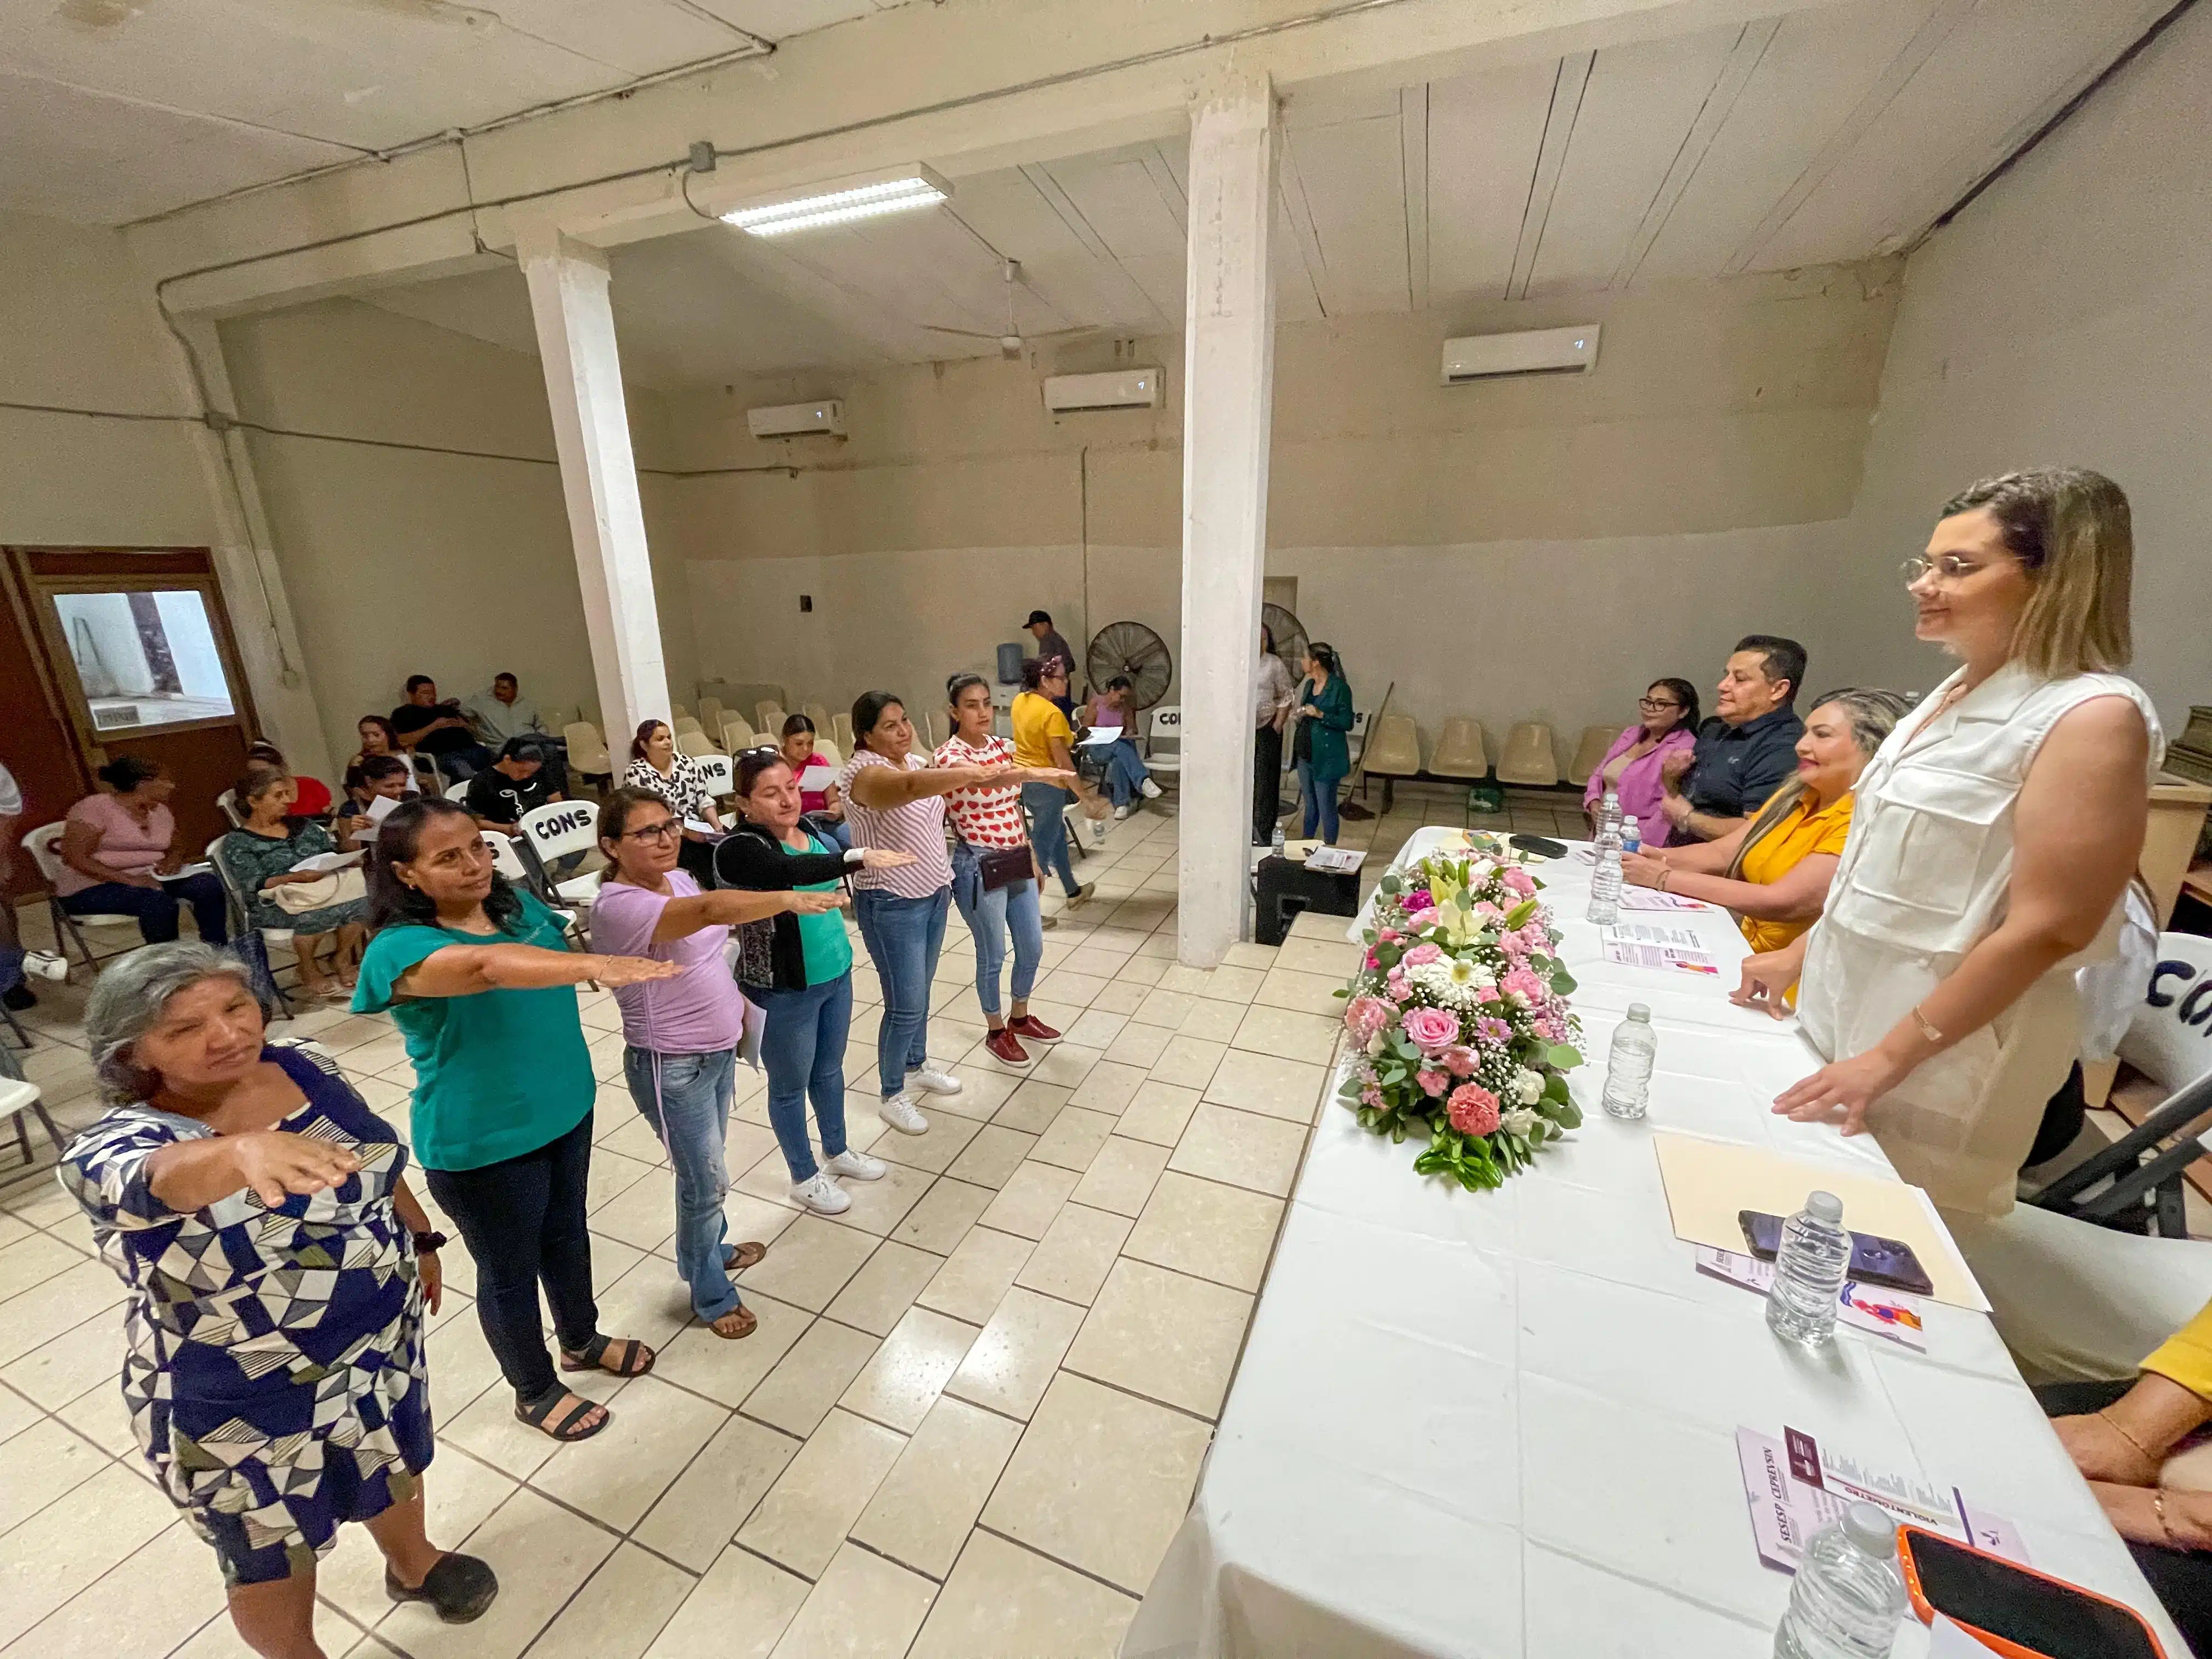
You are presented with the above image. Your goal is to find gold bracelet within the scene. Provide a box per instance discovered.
[1909,1004,1944,1047]
[2101,1407,2163,1469]
[1656,867,1671,893]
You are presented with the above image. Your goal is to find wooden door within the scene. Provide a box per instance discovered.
[7,548,259,863]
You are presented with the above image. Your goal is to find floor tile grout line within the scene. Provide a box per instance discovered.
[973,1521,1149,1603]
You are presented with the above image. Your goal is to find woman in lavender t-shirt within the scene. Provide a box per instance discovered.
[589,787,847,1339]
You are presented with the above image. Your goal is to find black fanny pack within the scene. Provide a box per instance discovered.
[977,843,1031,893]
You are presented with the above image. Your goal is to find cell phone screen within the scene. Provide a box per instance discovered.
[1905,1532,2162,1659]
[1736,1211,1935,1296]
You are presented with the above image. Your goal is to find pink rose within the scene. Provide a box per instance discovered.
[1379,928,1403,945]
[1502,968,1545,1005]
[1344,995,1395,1043]
[1503,867,1537,896]
[1407,907,1442,931]
[1364,951,1380,969]
[1400,1007,1462,1053]
[1402,942,1443,968]
[1387,979,1414,1005]
[1475,984,1500,1003]
[1442,1045,1480,1077]
[1447,1084,1501,1137]
[1473,900,1505,921]
[1417,1069,1449,1097]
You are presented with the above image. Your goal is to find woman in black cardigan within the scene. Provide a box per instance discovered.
[714,751,916,1215]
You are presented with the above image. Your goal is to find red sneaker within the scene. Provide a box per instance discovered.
[1008,1014,1062,1045]
[984,1028,1031,1065]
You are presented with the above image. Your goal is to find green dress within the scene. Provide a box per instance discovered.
[217,821,366,934]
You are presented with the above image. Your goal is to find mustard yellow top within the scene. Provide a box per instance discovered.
[1011,691,1073,771]
[1734,786,1855,955]
[2145,1303,2212,1399]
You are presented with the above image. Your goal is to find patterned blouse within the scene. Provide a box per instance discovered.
[216,820,366,934]
[625,753,711,823]
[60,1040,431,1586]
[838,750,952,898]
[933,734,1028,850]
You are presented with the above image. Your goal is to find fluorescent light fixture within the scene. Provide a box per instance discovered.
[721,166,951,238]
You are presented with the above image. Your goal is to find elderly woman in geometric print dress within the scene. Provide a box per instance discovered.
[60,943,495,1658]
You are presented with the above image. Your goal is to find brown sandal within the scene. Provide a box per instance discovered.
[709,1305,758,1340]
[558,1334,656,1378]
[723,1241,768,1272]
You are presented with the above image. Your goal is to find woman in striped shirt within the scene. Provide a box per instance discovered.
[937,673,1064,1067]
[838,691,1071,1133]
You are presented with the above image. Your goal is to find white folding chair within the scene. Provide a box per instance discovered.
[23,823,138,978]
[444,778,472,802]
[693,752,735,802]
[1145,707,1183,780]
[516,799,603,911]
[216,788,245,828]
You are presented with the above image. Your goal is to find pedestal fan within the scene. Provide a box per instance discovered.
[1084,621,1173,709]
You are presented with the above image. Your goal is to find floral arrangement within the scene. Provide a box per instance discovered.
[1338,837,1584,1191]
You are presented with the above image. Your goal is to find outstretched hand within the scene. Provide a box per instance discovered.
[233,1131,363,1207]
[786,890,849,915]
[1770,1048,1909,1136]
[590,955,684,988]
[859,848,918,871]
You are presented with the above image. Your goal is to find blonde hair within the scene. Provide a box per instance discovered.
[1940,468,2134,678]
[1726,689,1914,881]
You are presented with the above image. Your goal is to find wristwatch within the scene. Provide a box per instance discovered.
[411,1230,448,1254]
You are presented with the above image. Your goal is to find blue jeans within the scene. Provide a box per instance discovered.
[1297,761,1341,844]
[63,875,229,946]
[754,975,853,1182]
[853,885,950,1097]
[620,1046,740,1323]
[951,851,1042,1019]
[1022,781,1080,897]
[1101,738,1150,808]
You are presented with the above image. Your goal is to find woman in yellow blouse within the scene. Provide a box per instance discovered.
[1622,689,1912,952]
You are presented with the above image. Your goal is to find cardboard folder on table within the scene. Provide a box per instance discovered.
[1652,1132,1988,1311]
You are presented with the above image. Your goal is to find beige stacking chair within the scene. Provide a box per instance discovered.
[698,696,725,736]
[812,740,842,768]
[1496,722,1561,786]
[721,715,757,754]
[1429,718,1489,780]
[755,701,786,734]
[1361,713,1423,811]
[832,712,854,753]
[803,701,833,738]
[1568,724,1617,787]
[563,721,613,788]
[672,702,691,722]
[675,729,718,759]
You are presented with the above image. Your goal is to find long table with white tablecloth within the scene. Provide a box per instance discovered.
[1122,828,2187,1658]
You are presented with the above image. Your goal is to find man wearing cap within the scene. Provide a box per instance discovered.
[1025,610,1076,718]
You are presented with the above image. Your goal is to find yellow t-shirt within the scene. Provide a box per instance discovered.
[2146,1300,2212,1400]
[1011,692,1072,770]
[1735,787,1855,955]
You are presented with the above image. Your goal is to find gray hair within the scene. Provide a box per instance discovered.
[86,943,266,1104]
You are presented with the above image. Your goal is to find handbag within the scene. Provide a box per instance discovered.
[271,868,366,914]
[977,843,1032,894]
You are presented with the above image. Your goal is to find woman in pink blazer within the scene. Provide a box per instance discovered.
[1582,678,1701,847]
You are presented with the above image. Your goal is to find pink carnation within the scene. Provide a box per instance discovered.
[1417,1069,1449,1097]
[1401,942,1443,968]
[1474,983,1501,1003]
[1502,867,1537,896]
[1364,951,1380,969]
[1404,888,1433,911]
[1407,907,1441,930]
[1447,1084,1501,1137]
[1344,995,1395,1043]
[1400,1007,1462,1053]
[1379,928,1403,945]
[1502,968,1545,1005]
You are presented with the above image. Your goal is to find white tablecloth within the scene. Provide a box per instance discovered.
[1123,829,2187,1658]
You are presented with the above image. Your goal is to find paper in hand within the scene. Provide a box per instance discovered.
[798,765,833,792]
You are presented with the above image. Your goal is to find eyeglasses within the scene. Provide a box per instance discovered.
[620,822,681,844]
[1900,553,1992,586]
[1638,698,1682,713]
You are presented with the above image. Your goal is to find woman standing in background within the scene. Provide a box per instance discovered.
[1287,643,1354,846]
[1254,623,1296,845]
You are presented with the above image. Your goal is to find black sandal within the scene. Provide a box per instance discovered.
[558,1333,657,1378]
[514,1386,610,1442]
[385,1551,499,1623]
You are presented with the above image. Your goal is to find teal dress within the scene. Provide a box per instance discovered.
[1295,673,1356,783]
[216,821,366,934]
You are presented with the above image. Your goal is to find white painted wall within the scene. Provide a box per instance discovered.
[1844,4,2212,736]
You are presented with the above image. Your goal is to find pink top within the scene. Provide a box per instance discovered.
[1581,725,1696,849]
[838,750,952,898]
[794,750,834,815]
[55,793,173,896]
[588,870,748,1053]
[933,734,1027,850]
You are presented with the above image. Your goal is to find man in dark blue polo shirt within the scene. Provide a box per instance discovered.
[1659,635,1807,843]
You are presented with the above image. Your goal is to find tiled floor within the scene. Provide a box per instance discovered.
[0,783,1578,1658]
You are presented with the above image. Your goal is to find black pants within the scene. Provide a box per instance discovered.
[425,1113,600,1403]
[1254,723,1283,843]
[63,874,229,946]
[2035,1379,2212,1654]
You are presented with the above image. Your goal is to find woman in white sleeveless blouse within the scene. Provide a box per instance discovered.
[1735,470,2163,1217]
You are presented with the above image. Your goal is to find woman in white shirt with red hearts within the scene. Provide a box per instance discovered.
[936,673,1062,1068]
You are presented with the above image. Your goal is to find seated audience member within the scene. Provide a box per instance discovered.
[779,714,849,850]
[55,757,228,946]
[391,676,496,781]
[465,740,562,835]
[1659,635,1807,843]
[1024,609,1076,716]
[245,742,332,816]
[624,720,725,884]
[349,715,403,772]
[1582,679,1700,846]
[464,673,549,746]
[2040,1302,2212,1655]
[215,770,368,1000]
[1624,690,1910,960]
[343,755,416,828]
[1082,676,1161,820]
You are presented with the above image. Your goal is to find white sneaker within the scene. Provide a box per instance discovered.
[878,1092,932,1134]
[826,1149,887,1181]
[1113,805,1132,821]
[791,1172,851,1214]
[905,1064,963,1097]
[1140,778,1163,800]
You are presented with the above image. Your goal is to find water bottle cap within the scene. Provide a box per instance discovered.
[1806,1190,1843,1223]
[1626,1003,1651,1023]
[1842,1502,1897,1559]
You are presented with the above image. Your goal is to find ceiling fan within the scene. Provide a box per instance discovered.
[923,259,1093,360]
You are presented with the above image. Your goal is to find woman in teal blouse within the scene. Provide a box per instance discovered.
[1289,641,1355,844]
[354,798,676,1443]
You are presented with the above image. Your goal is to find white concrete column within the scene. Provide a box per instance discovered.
[1177,72,1278,968]
[518,226,670,741]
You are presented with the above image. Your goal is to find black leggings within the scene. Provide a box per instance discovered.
[425,1113,601,1403]
[2035,1379,2212,1655]
[1254,723,1283,842]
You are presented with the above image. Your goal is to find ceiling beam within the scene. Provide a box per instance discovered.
[1398,82,1429,313]
[1506,50,1593,301]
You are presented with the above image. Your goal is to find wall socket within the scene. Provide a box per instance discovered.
[799,595,813,612]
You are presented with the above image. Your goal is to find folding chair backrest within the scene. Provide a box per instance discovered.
[217,788,245,828]
[563,722,612,775]
[1147,706,1183,757]
[812,740,842,768]
[2124,931,2212,1091]
[21,823,69,887]
[444,778,472,802]
[675,730,718,759]
[755,702,787,735]
[481,831,532,884]
[803,702,833,738]
[518,799,601,866]
[693,753,735,798]
[698,697,725,733]
[832,712,854,753]
[721,716,756,754]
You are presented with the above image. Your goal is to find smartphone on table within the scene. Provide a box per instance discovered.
[1897,1526,2168,1658]
[1737,1210,1936,1296]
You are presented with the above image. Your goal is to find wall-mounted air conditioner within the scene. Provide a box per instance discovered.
[1042,369,1163,413]
[1440,325,1600,384]
[747,399,846,438]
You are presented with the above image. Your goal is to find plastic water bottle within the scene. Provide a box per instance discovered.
[1270,823,1285,858]
[1774,1502,1906,1659]
[1767,1190,1852,1346]
[1598,789,1623,836]
[1620,814,1641,856]
[1600,1003,1656,1120]
[1587,820,1623,924]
